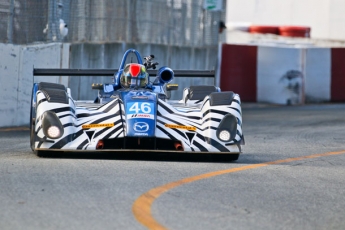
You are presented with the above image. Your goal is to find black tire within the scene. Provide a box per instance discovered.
[36,150,47,157]
[212,154,239,162]
[30,88,37,152]
[29,118,35,151]
[36,150,62,158]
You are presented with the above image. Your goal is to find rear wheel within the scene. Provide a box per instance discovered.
[36,150,62,158]
[29,111,35,151]
[30,86,37,152]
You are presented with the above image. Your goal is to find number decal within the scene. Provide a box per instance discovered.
[129,102,140,113]
[128,102,152,114]
[141,103,151,113]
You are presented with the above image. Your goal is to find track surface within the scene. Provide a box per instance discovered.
[1,104,345,230]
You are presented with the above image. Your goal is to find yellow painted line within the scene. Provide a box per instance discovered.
[132,150,345,230]
[0,127,29,132]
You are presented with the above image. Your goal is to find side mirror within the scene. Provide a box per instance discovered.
[166,83,178,91]
[165,84,178,100]
[92,83,103,90]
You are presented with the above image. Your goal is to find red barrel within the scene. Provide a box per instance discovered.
[249,25,280,35]
[279,26,311,38]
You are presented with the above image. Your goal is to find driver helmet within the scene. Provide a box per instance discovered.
[120,63,149,88]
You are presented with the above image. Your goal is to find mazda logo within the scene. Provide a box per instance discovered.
[133,122,149,132]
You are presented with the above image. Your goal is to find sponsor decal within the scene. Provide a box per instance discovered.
[133,122,149,132]
[165,124,196,131]
[132,114,150,118]
[131,96,149,99]
[134,133,149,136]
[127,114,154,119]
[82,123,114,129]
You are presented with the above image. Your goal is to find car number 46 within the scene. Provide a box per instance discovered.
[129,102,152,114]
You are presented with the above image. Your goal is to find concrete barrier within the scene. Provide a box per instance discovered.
[219,44,345,104]
[0,42,216,127]
[0,43,69,127]
[219,44,257,102]
[331,48,345,102]
[2,41,343,128]
[305,48,331,102]
[68,43,217,101]
[257,46,302,104]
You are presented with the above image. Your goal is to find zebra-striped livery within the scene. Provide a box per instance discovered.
[30,49,244,159]
[31,85,244,156]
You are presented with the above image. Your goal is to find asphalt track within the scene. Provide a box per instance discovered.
[1,103,345,230]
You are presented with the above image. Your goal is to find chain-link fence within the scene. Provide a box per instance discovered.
[0,0,225,46]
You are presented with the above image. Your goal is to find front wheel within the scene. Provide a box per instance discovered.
[30,116,35,151]
[212,154,239,162]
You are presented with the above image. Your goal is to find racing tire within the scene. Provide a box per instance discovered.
[30,87,36,152]
[29,109,35,151]
[212,154,239,162]
[36,150,62,158]
[36,150,48,157]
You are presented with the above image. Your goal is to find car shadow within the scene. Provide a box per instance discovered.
[35,151,242,163]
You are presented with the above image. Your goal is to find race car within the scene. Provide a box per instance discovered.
[30,49,244,160]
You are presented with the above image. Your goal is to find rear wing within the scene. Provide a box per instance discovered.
[33,69,215,78]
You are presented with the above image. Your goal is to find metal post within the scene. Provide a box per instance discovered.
[7,0,14,43]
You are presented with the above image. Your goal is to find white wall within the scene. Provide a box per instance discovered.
[256,46,333,104]
[0,42,216,127]
[305,48,331,102]
[0,44,22,127]
[0,43,70,127]
[226,0,345,40]
[257,46,303,104]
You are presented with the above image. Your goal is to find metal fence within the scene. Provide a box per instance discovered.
[0,0,225,46]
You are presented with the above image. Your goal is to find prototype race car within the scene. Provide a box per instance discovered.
[30,49,244,160]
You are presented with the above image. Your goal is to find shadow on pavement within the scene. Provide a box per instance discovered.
[35,151,241,163]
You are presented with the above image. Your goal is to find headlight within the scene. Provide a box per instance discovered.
[47,126,62,139]
[216,114,237,142]
[218,130,231,141]
[42,111,64,139]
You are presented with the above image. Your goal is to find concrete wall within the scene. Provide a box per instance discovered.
[220,44,257,102]
[0,42,217,127]
[226,0,345,40]
[68,43,217,101]
[219,44,345,104]
[1,41,344,128]
[330,48,345,102]
[0,43,69,128]
[305,48,331,102]
[257,46,302,104]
